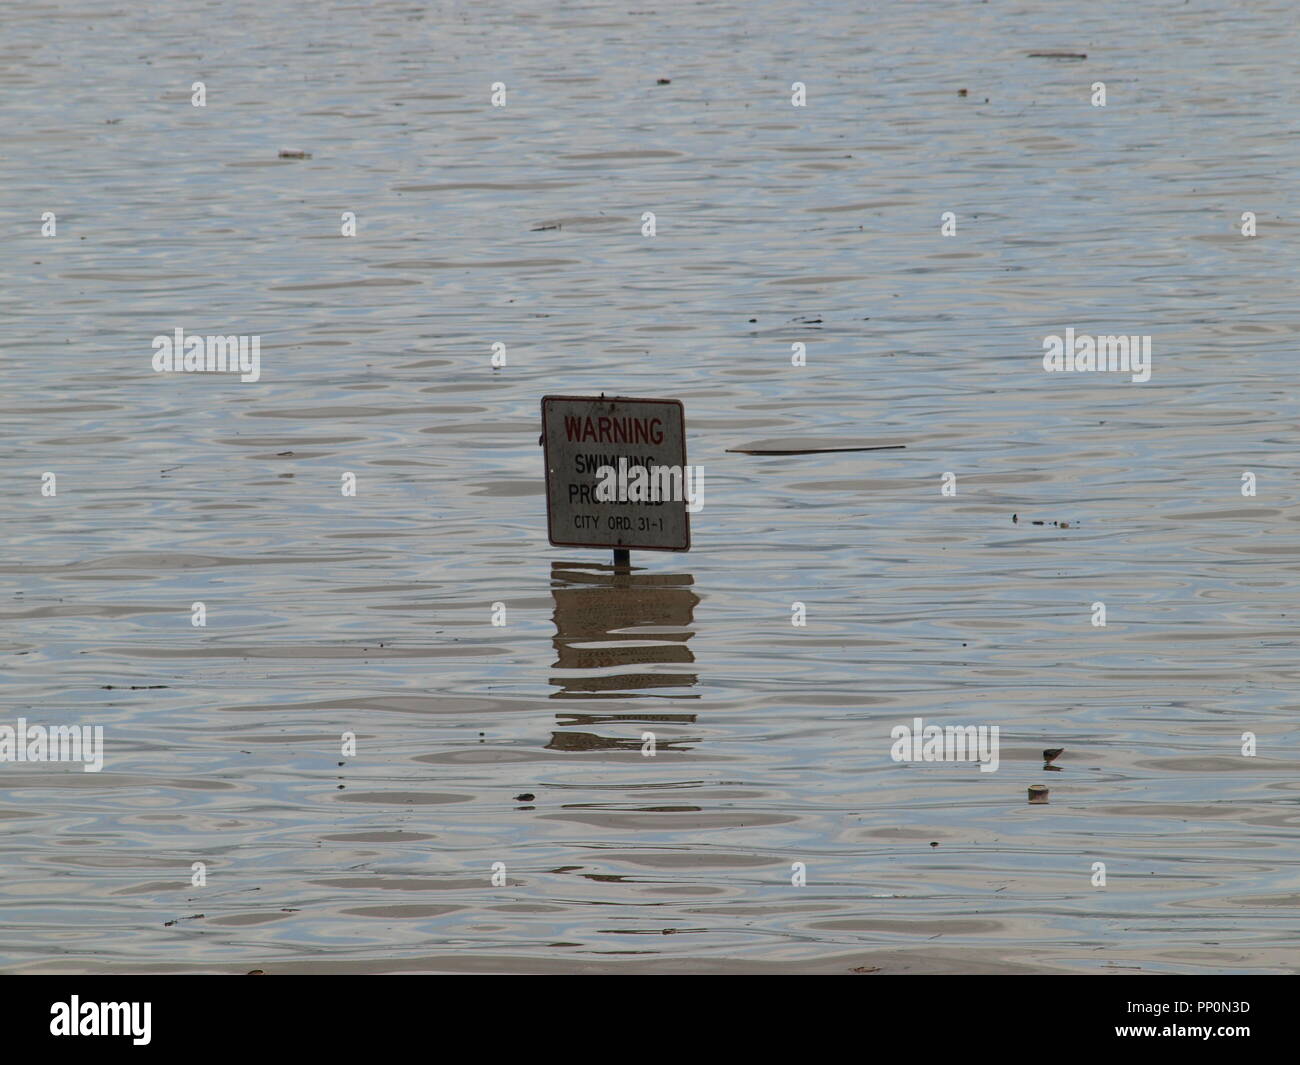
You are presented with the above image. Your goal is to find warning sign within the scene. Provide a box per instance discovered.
[541,395,690,552]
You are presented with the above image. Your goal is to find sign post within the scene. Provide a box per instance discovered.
[541,395,691,566]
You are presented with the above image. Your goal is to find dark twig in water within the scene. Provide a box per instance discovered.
[726,445,905,455]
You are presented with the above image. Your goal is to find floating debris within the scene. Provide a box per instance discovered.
[278,148,312,159]
[726,444,905,455]
[958,88,968,97]
[657,78,671,85]
[850,965,882,974]
[1027,52,1087,59]
[1028,784,1050,804]
[514,792,535,802]
[530,223,561,231]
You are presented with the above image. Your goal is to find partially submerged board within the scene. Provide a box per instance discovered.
[541,395,690,551]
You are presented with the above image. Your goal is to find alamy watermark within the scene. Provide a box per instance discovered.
[152,328,261,382]
[1042,328,1151,382]
[890,717,999,772]
[0,718,104,772]
[594,458,705,512]
[50,996,150,1044]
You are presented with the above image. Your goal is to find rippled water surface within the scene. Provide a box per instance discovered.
[2,0,1298,973]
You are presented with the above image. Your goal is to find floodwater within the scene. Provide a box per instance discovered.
[1,0,1297,974]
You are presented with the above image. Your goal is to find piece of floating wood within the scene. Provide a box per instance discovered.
[726,444,906,455]
[1027,52,1087,59]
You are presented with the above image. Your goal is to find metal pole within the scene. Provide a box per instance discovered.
[612,549,630,568]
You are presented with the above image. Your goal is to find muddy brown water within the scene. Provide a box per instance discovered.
[1,0,1297,973]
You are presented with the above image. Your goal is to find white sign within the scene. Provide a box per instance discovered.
[541,395,690,551]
